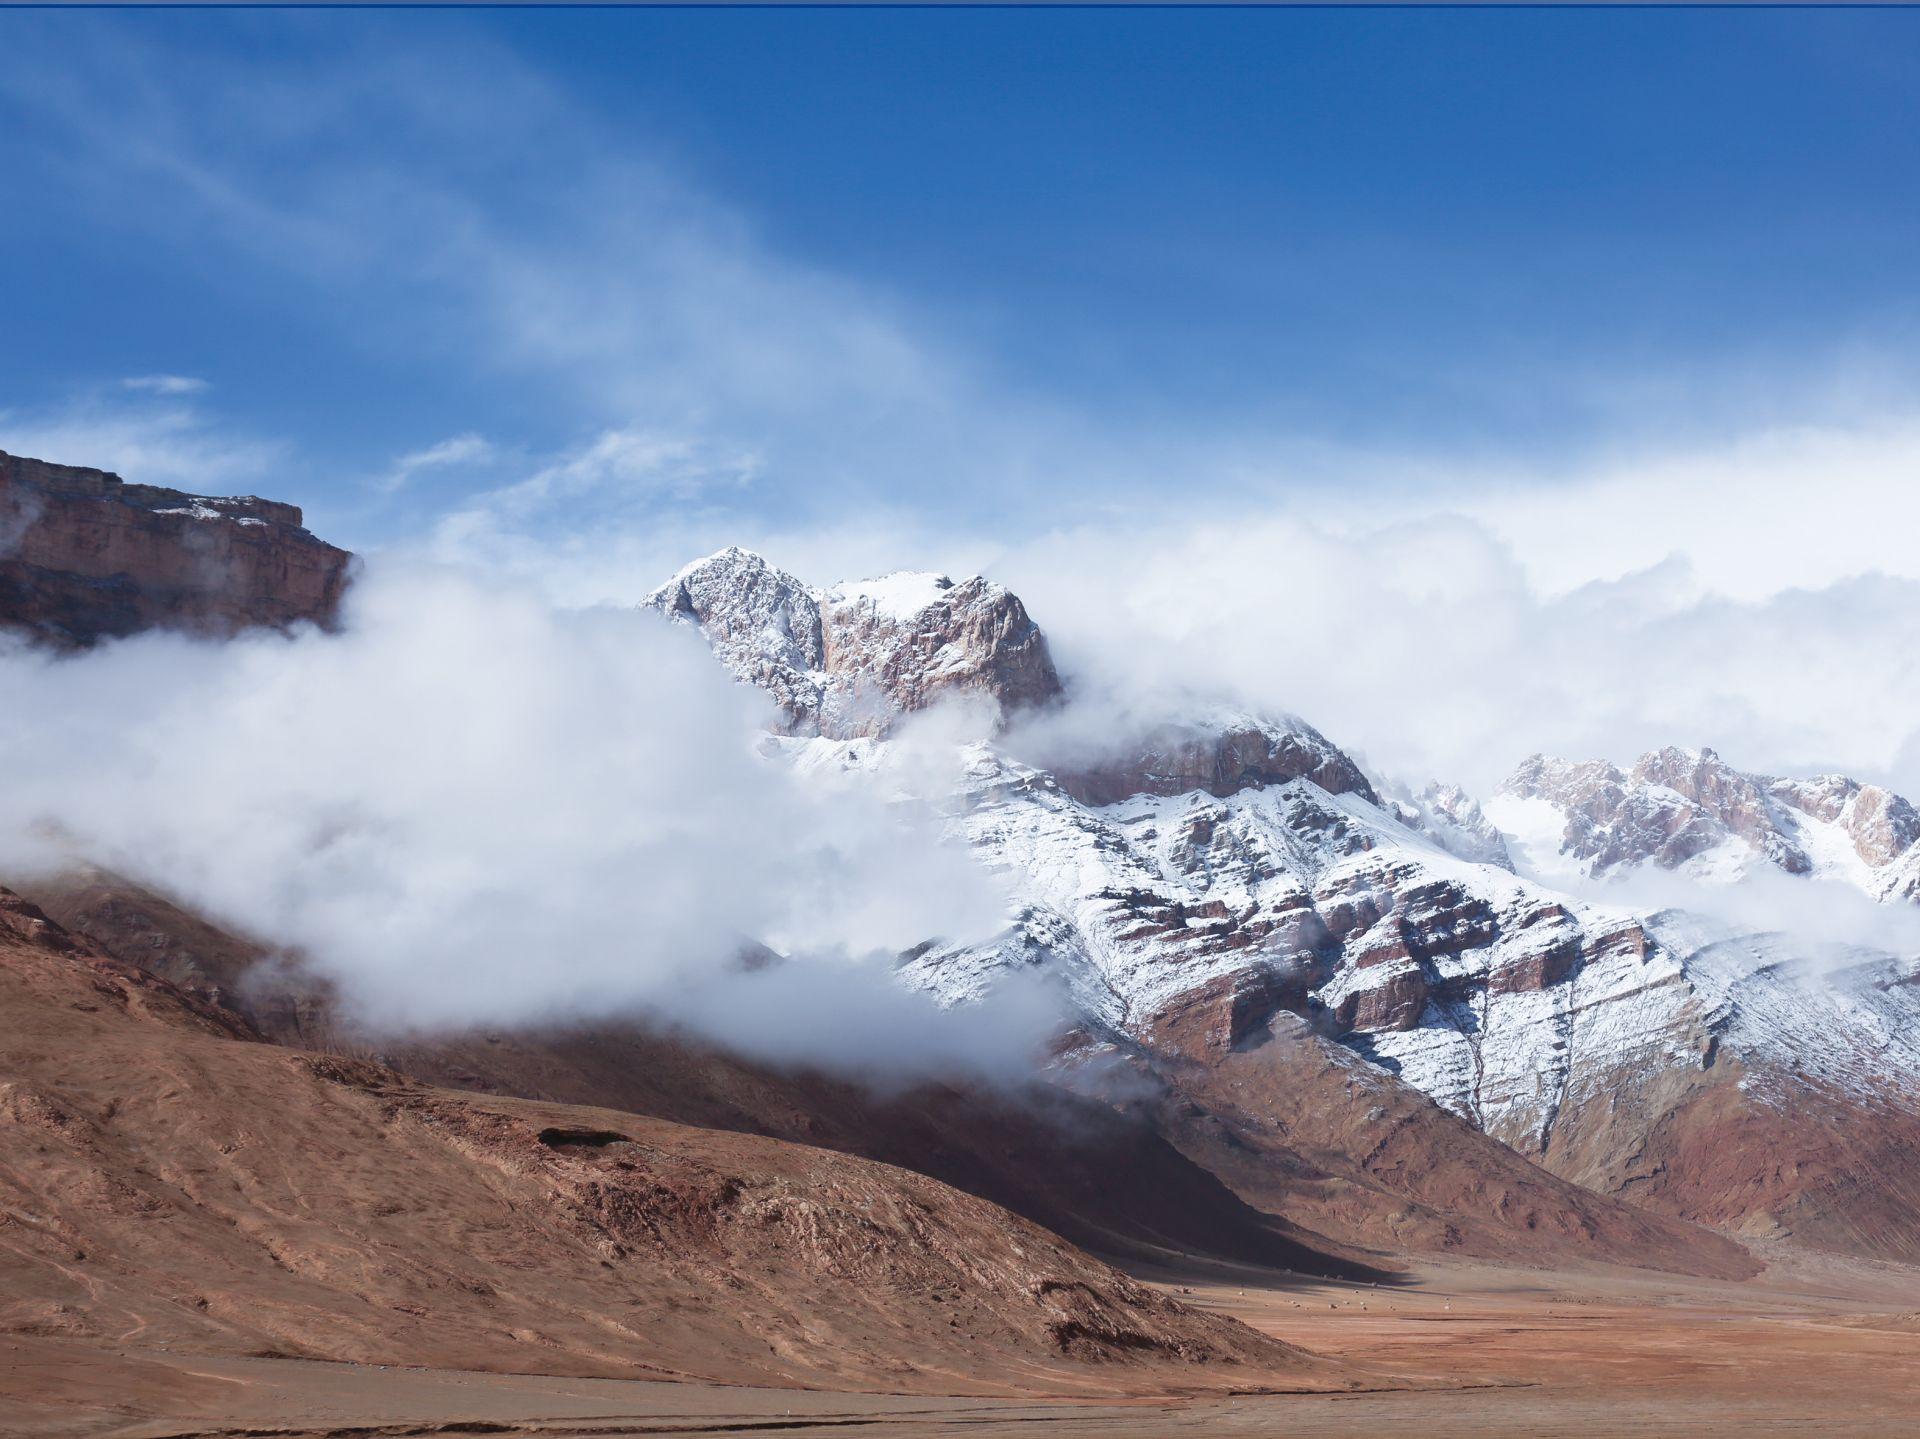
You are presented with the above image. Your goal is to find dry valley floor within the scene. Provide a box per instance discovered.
[9,1251,1917,1438]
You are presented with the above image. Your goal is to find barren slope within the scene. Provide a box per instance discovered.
[26,866,1762,1282]
[21,866,1377,1279]
[22,864,1766,1283]
[0,891,1327,1397]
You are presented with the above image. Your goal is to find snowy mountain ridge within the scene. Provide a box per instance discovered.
[649,549,1920,1249]
[1493,745,1920,904]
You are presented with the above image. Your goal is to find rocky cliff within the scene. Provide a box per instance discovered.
[0,450,352,648]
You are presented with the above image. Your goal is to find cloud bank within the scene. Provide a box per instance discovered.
[1568,864,1920,969]
[0,563,1051,1079]
[410,413,1920,839]
[992,500,1920,803]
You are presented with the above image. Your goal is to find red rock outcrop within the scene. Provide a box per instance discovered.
[1833,784,1920,868]
[1054,713,1379,808]
[1536,1033,1920,1265]
[0,450,351,648]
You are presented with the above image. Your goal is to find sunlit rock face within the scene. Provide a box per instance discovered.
[0,449,352,649]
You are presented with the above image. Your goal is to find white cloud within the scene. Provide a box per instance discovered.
[395,432,494,472]
[0,396,280,495]
[988,501,1920,804]
[0,562,1046,1077]
[460,427,755,520]
[1556,863,1920,969]
[1458,418,1920,600]
[120,374,208,396]
[422,428,767,600]
[380,432,496,493]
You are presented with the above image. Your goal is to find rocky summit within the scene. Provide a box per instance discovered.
[644,547,1062,737]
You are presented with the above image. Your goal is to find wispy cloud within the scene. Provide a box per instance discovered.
[120,374,208,396]
[380,432,495,493]
[0,19,1001,531]
[423,428,767,597]
[0,393,279,495]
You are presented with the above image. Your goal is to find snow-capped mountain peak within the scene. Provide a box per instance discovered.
[643,548,1062,739]
[649,550,1920,1259]
[824,570,956,622]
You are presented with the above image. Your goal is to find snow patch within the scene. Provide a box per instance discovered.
[827,571,955,623]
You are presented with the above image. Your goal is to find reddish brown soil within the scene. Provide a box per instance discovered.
[23,867,1382,1280]
[1138,987,1760,1279]
[0,892,1329,1399]
[7,1256,1917,1437]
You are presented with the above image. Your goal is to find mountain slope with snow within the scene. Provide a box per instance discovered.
[657,549,1920,1262]
[1494,746,1920,903]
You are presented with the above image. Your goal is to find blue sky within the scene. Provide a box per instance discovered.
[3,6,1920,562]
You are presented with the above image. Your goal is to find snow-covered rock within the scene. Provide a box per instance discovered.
[1047,707,1378,808]
[644,548,1061,738]
[1382,780,1515,871]
[1494,746,1920,904]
